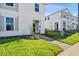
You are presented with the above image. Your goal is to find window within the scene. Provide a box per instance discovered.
[35,3,39,12]
[72,23,75,25]
[63,22,66,27]
[63,21,66,31]
[6,17,14,31]
[68,25,70,29]
[5,3,14,7]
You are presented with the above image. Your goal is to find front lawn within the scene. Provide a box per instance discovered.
[0,38,63,56]
[45,30,79,45]
[59,33,79,45]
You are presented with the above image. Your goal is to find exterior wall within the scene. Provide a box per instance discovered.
[28,3,45,34]
[18,3,45,35]
[0,5,19,37]
[71,16,78,30]
[45,8,78,31]
[45,11,62,31]
[45,19,51,30]
[0,3,46,37]
[0,3,18,11]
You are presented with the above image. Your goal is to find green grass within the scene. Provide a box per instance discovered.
[45,30,60,39]
[59,33,79,45]
[0,38,63,56]
[45,30,79,45]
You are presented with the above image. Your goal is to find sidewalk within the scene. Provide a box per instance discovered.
[51,40,71,50]
[58,42,79,56]
[38,34,71,50]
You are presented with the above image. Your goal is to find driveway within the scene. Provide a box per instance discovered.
[58,42,79,56]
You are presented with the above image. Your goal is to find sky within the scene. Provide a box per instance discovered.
[45,3,78,16]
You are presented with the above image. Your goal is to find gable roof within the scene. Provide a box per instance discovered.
[45,8,72,17]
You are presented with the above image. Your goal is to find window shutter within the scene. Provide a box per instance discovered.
[15,17,19,31]
[0,15,4,31]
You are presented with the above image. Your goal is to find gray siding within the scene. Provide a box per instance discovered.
[0,3,18,11]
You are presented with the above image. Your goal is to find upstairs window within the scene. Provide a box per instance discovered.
[35,3,39,12]
[6,17,14,31]
[5,3,14,7]
[72,23,75,25]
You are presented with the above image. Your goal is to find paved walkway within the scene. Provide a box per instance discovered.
[58,42,79,56]
[51,40,71,50]
[38,34,71,50]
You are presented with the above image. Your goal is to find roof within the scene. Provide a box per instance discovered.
[45,8,77,18]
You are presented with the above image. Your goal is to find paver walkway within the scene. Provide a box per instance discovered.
[38,34,71,50]
[58,42,79,56]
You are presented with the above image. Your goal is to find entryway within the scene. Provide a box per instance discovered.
[33,20,41,34]
[55,22,58,31]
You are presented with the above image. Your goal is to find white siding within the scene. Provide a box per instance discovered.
[0,3,46,37]
[45,8,78,31]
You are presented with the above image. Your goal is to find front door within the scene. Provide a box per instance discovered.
[55,22,58,31]
[33,20,40,34]
[33,22,35,33]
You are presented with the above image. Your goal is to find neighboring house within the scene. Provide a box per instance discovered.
[0,3,46,37]
[45,8,78,31]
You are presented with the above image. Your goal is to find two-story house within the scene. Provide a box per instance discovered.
[45,8,78,31]
[0,3,46,37]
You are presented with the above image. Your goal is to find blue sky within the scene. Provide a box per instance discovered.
[45,3,78,16]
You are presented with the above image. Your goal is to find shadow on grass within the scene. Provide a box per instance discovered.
[0,35,40,44]
[0,37,22,44]
[59,31,78,40]
[0,35,31,44]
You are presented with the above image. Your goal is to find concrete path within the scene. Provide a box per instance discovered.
[51,40,71,50]
[58,42,79,56]
[38,34,71,50]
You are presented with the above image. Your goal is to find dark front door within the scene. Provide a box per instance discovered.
[33,22,35,32]
[33,20,40,34]
[55,22,58,31]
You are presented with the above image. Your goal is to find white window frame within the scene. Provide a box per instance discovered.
[4,16,15,31]
[4,3,15,8]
